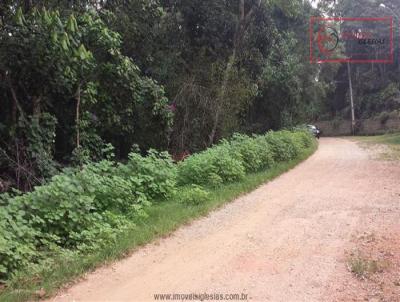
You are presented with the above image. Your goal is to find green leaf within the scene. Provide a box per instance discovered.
[15,7,25,26]
[78,44,88,60]
[67,15,77,33]
[51,31,58,44]
[61,33,70,50]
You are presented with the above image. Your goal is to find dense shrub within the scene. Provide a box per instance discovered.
[378,111,390,125]
[294,131,314,148]
[0,130,314,281]
[177,185,210,206]
[229,134,275,172]
[253,136,276,169]
[177,144,245,186]
[229,134,262,172]
[212,145,246,183]
[264,131,292,162]
[117,150,177,200]
[0,150,176,280]
[264,130,309,162]
[176,150,222,187]
[178,130,313,187]
[0,207,38,281]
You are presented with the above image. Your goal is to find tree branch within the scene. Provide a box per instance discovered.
[240,0,245,22]
[245,0,262,22]
[6,75,26,122]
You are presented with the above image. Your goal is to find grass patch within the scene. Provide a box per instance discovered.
[0,143,317,302]
[347,253,389,279]
[354,132,400,160]
[348,256,380,279]
[356,132,400,145]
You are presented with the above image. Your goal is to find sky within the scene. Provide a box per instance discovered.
[311,0,319,9]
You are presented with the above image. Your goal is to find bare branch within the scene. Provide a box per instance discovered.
[240,0,245,22]
[245,0,262,22]
[6,76,26,122]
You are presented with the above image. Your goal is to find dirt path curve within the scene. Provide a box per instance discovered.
[49,138,400,302]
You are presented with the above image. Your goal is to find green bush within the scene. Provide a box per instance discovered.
[229,134,263,172]
[212,145,246,183]
[0,150,177,280]
[264,130,313,162]
[177,185,210,206]
[229,134,275,172]
[177,144,245,187]
[178,130,312,187]
[264,131,295,161]
[0,207,39,282]
[378,111,390,125]
[0,130,314,281]
[176,151,222,187]
[117,150,177,200]
[253,136,275,169]
[294,131,314,148]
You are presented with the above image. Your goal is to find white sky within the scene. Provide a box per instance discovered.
[311,0,319,9]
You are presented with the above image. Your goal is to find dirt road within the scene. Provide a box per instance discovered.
[49,138,400,302]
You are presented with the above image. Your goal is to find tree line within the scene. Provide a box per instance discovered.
[317,0,400,122]
[1,0,399,192]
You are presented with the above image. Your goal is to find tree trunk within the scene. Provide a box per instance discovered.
[24,0,33,12]
[208,0,261,146]
[32,95,42,118]
[7,76,25,122]
[347,62,355,135]
[76,85,81,148]
[11,97,17,124]
[208,49,237,146]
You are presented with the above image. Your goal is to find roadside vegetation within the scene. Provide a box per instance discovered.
[356,132,400,146]
[355,132,400,160]
[0,1,326,195]
[341,229,400,302]
[347,253,387,279]
[0,130,316,302]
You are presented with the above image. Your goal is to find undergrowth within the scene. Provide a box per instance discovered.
[0,130,317,302]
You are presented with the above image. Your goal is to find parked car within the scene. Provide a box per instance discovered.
[307,124,321,139]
